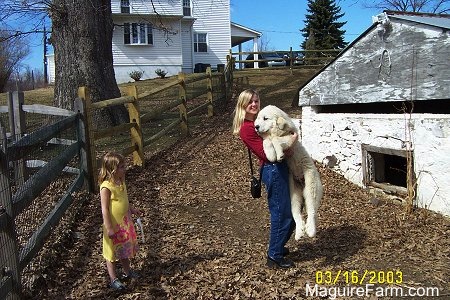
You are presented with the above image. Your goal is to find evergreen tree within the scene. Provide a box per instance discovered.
[301,0,347,50]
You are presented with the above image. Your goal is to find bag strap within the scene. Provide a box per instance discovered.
[248,149,262,180]
[247,148,255,175]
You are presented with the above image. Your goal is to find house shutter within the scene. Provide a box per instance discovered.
[147,24,153,45]
[124,23,130,44]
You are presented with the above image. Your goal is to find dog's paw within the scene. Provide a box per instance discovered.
[294,228,305,240]
[305,221,316,238]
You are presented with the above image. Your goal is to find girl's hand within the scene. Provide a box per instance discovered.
[106,227,116,238]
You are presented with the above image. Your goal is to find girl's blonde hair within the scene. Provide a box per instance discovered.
[98,152,125,185]
[231,89,259,135]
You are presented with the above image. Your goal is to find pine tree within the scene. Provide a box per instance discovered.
[301,0,347,50]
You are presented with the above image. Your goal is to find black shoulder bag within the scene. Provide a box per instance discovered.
[248,149,262,198]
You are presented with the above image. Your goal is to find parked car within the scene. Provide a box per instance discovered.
[266,53,286,67]
[244,54,267,68]
[244,53,286,68]
[293,52,305,65]
[282,51,305,66]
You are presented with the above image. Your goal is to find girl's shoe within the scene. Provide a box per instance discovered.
[109,278,126,290]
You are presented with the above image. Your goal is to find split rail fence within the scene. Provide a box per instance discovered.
[0,63,234,299]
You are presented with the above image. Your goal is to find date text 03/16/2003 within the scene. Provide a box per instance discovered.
[315,270,403,285]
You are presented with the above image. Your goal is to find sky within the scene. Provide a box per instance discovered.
[230,0,380,52]
[22,0,381,71]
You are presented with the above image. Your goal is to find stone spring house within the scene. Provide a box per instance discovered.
[46,0,261,84]
[296,11,450,217]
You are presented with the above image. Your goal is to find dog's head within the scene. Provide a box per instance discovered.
[254,105,297,137]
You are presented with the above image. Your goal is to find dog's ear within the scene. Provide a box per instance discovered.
[276,116,288,130]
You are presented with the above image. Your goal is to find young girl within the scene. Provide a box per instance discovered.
[98,152,140,290]
[232,89,297,268]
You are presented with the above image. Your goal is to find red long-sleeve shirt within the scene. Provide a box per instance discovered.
[239,119,268,165]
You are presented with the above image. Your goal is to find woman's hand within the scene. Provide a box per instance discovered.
[283,132,298,157]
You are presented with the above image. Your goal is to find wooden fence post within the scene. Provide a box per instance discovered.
[225,54,231,102]
[177,72,189,136]
[7,91,26,186]
[7,92,25,140]
[74,96,92,193]
[225,55,235,102]
[206,67,214,117]
[289,46,293,75]
[0,125,21,300]
[76,87,97,193]
[231,56,235,91]
[126,85,144,166]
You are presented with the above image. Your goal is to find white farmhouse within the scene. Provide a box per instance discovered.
[47,0,261,84]
[296,11,450,217]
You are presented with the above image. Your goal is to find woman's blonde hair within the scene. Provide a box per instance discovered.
[231,89,259,135]
[98,152,125,185]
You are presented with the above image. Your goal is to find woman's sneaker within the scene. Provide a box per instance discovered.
[109,278,126,290]
[266,256,295,269]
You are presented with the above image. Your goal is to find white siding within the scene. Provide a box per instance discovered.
[111,0,181,15]
[46,54,55,84]
[47,1,233,83]
[181,22,193,73]
[191,0,230,69]
[112,18,183,83]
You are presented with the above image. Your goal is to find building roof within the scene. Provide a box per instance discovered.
[385,10,450,29]
[231,22,261,47]
[294,11,450,101]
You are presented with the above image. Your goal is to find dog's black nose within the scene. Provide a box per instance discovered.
[255,125,260,130]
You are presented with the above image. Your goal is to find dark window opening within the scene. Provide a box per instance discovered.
[362,144,413,195]
[194,33,207,52]
[183,0,191,16]
[121,0,130,13]
[315,99,450,114]
[123,23,153,45]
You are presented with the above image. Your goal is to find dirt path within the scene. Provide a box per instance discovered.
[25,81,449,300]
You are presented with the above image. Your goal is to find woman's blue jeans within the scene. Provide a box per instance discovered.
[261,161,295,260]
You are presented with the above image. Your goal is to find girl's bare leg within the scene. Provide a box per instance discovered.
[106,260,117,282]
[121,258,131,275]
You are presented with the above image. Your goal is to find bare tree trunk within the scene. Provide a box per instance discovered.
[50,0,128,126]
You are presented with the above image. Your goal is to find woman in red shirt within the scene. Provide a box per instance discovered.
[232,89,296,268]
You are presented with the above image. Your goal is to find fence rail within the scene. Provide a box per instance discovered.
[0,107,84,299]
[232,48,342,70]
[0,62,233,299]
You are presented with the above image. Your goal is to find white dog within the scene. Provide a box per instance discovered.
[255,105,323,240]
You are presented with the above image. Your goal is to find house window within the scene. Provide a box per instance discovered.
[194,33,207,52]
[124,23,153,45]
[361,144,414,196]
[121,0,130,13]
[183,0,191,16]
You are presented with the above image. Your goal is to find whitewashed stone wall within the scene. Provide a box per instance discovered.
[297,107,450,217]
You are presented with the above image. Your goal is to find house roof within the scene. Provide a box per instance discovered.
[231,22,261,47]
[295,11,450,100]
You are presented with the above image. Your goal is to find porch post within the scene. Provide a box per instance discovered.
[253,37,259,69]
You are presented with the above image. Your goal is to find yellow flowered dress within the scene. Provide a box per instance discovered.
[100,180,138,262]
